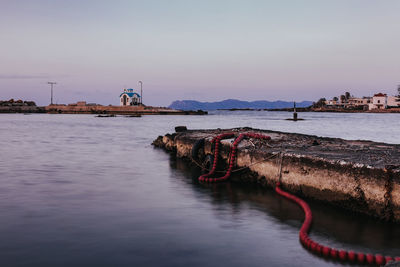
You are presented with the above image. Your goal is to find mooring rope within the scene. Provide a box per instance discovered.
[195,132,400,266]
[198,132,271,182]
[275,183,400,265]
[190,153,278,173]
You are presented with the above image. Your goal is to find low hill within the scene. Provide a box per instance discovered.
[169,99,313,111]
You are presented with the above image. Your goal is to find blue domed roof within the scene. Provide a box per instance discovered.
[120,88,140,98]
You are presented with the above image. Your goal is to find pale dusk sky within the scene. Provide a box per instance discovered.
[1,0,399,106]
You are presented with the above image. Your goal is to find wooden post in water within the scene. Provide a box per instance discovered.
[293,101,298,121]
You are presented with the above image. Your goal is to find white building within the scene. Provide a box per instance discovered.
[325,97,371,109]
[325,99,339,106]
[369,93,387,110]
[324,92,398,110]
[120,88,141,106]
[348,97,371,107]
[387,95,400,107]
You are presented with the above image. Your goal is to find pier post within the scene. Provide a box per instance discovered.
[293,101,298,121]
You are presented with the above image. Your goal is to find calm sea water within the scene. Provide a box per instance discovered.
[0,111,399,267]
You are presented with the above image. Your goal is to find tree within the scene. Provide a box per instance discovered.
[333,96,339,101]
[340,95,346,103]
[345,91,351,100]
[314,98,326,108]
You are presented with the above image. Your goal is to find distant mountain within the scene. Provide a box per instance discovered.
[169,99,313,111]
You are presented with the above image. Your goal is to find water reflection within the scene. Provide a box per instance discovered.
[1,113,400,267]
[170,155,400,258]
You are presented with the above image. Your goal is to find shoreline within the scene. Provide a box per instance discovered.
[0,105,207,115]
[218,107,400,113]
[2,105,400,114]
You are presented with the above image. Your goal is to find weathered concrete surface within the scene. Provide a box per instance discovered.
[153,127,400,222]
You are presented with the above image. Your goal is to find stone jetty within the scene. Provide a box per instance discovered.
[153,127,400,222]
[45,104,207,115]
[0,99,207,115]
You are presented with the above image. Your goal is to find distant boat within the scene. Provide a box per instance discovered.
[124,114,142,117]
[96,114,116,118]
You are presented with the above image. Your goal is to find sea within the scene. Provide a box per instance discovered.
[0,111,399,267]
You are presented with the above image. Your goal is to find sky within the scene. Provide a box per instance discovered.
[1,0,399,106]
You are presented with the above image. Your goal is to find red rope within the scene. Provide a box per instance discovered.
[275,182,400,265]
[198,132,270,183]
[198,132,400,266]
[198,132,235,182]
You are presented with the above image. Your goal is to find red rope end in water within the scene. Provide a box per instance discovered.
[275,182,398,265]
[197,131,399,265]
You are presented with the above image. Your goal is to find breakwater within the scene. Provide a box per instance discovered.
[0,106,45,113]
[45,104,206,115]
[153,127,400,222]
[0,104,207,115]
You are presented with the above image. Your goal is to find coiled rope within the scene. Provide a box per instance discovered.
[198,132,270,182]
[196,132,400,266]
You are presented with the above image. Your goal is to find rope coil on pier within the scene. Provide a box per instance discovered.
[198,132,271,183]
[196,132,400,266]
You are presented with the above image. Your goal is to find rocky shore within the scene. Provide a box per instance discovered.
[0,100,45,113]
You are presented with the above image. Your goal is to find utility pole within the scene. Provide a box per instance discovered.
[48,82,57,105]
[138,81,143,105]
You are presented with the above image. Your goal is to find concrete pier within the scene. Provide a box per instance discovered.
[153,127,400,222]
[45,104,207,115]
[0,103,207,115]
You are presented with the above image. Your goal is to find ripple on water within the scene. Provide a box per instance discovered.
[0,113,399,267]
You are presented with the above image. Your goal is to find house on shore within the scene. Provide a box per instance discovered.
[387,95,400,108]
[325,96,371,110]
[369,93,387,110]
[325,99,340,106]
[367,93,400,110]
[120,88,142,106]
[347,97,371,107]
[325,93,399,111]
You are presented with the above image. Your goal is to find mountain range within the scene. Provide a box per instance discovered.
[169,99,313,111]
